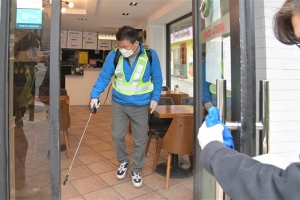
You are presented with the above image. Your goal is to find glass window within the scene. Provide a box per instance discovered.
[169,15,193,96]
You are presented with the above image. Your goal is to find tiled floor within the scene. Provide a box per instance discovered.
[60,105,194,200]
[14,104,193,200]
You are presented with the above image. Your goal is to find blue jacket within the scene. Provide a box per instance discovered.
[90,42,163,106]
[202,59,212,103]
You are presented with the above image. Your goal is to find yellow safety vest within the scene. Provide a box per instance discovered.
[209,84,232,98]
[113,53,153,95]
[10,57,34,108]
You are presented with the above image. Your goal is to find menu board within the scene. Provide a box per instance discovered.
[82,32,98,50]
[61,30,67,48]
[98,40,112,50]
[67,31,82,49]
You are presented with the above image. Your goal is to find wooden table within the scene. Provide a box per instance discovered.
[153,105,193,118]
[160,91,189,105]
[153,105,194,178]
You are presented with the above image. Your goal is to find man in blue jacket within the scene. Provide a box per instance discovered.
[90,26,162,188]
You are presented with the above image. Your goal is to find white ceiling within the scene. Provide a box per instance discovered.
[59,0,192,33]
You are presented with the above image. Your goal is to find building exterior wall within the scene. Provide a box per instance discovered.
[255,0,300,162]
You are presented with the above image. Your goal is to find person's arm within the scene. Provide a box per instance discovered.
[90,50,116,99]
[201,141,300,200]
[149,49,163,102]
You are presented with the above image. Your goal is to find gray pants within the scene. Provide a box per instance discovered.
[111,100,149,173]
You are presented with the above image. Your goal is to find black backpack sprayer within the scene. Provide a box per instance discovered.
[63,84,112,185]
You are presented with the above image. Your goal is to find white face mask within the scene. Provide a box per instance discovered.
[119,47,134,58]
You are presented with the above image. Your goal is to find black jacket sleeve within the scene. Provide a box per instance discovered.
[201,141,300,200]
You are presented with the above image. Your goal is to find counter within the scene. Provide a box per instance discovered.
[65,68,113,105]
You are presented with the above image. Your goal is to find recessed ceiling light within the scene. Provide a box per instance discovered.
[122,13,129,16]
[129,2,138,6]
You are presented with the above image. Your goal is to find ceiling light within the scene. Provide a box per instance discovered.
[68,2,74,8]
[122,13,129,16]
[129,2,138,6]
[61,7,66,13]
[61,1,74,8]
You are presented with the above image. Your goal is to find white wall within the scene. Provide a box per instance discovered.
[255,0,300,163]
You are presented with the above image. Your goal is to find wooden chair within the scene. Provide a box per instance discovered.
[152,115,194,191]
[60,96,71,159]
[162,86,169,91]
[181,97,194,105]
[145,97,174,157]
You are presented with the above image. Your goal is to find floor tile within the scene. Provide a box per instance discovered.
[61,165,95,182]
[89,142,114,152]
[112,181,153,199]
[77,153,106,165]
[61,181,80,200]
[156,183,193,200]
[70,175,109,195]
[61,157,83,170]
[65,196,84,200]
[99,149,117,159]
[178,177,194,190]
[98,170,131,186]
[86,160,117,174]
[143,173,177,191]
[82,187,124,200]
[132,192,167,200]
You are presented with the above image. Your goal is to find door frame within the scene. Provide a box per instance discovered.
[0,0,62,198]
[192,0,256,198]
[49,0,62,199]
[0,0,10,198]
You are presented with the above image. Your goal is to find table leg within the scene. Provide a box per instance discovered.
[155,154,193,178]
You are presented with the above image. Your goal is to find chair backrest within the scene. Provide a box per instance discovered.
[162,86,169,91]
[60,98,70,130]
[161,115,194,155]
[181,97,194,105]
[158,97,174,105]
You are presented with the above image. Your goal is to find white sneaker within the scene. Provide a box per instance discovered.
[15,187,40,199]
[131,172,143,188]
[116,162,130,180]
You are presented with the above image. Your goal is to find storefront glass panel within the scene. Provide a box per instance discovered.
[169,15,194,96]
[198,0,231,198]
[9,0,54,199]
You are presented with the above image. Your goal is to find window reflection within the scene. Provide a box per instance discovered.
[9,0,52,199]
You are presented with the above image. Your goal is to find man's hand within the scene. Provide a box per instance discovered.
[90,99,100,110]
[150,100,158,113]
[204,102,213,111]
[197,121,224,149]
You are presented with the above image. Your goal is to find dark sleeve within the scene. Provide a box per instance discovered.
[201,141,300,200]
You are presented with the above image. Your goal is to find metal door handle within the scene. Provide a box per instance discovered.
[216,79,269,154]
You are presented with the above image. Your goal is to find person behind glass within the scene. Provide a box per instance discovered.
[197,0,300,199]
[12,32,41,198]
[90,26,163,188]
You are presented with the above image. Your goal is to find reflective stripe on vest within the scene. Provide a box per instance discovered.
[209,84,232,98]
[10,57,34,108]
[113,53,153,95]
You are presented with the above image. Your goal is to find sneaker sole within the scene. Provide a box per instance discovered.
[132,180,143,188]
[116,172,127,180]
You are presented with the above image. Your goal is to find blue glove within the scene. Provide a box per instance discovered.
[205,106,235,149]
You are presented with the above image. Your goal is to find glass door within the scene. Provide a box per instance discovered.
[193,0,257,199]
[8,0,61,199]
